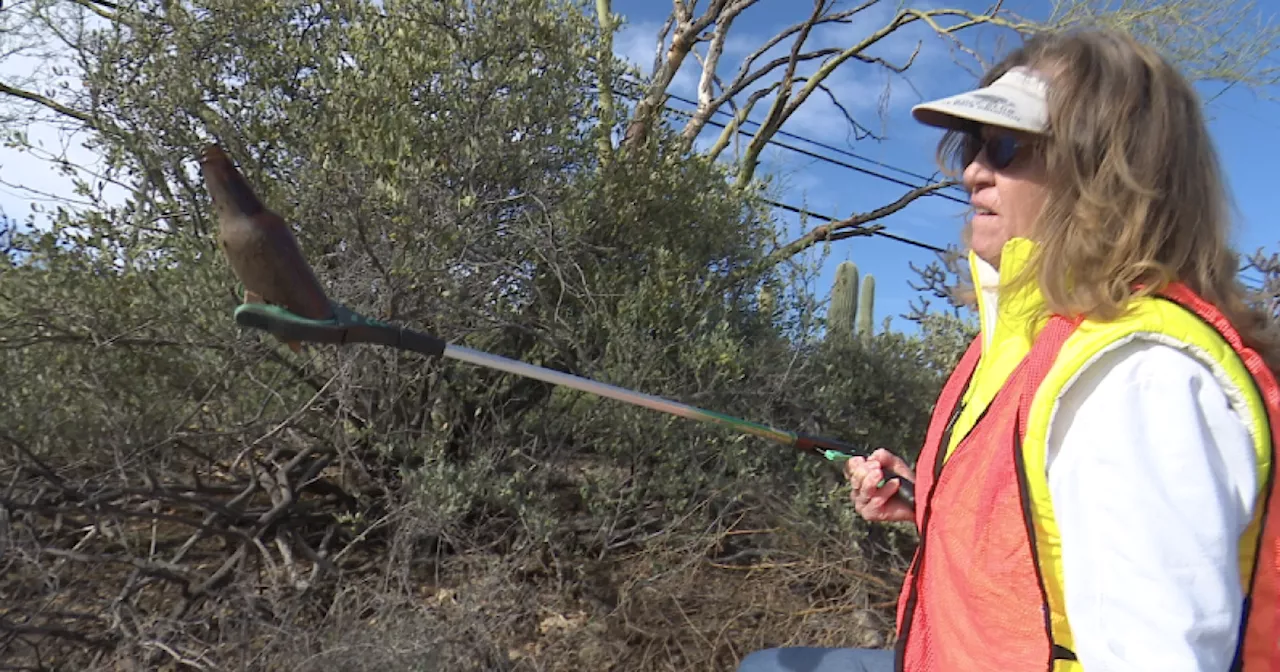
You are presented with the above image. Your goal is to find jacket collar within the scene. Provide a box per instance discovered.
[970,236,1049,352]
[961,237,1051,405]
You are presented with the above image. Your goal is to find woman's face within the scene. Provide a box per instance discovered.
[961,126,1049,268]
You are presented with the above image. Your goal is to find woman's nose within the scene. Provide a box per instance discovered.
[962,151,994,193]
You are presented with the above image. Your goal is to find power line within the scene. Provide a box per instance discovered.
[615,76,970,200]
[607,81,961,255]
[647,100,955,253]
[656,87,968,197]
[686,108,969,205]
[763,198,947,253]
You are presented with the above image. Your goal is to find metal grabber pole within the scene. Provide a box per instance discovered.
[200,142,914,505]
[231,302,915,505]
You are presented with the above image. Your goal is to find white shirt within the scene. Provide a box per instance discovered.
[1045,341,1258,670]
[973,257,1259,670]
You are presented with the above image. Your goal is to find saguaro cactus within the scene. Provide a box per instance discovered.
[827,260,875,341]
[828,261,859,340]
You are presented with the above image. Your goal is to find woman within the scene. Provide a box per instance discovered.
[738,28,1280,672]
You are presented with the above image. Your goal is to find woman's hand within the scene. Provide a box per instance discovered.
[844,448,916,524]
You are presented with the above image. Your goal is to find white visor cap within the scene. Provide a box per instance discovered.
[911,66,1051,134]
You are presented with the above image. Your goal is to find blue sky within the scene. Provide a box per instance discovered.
[607,0,1280,333]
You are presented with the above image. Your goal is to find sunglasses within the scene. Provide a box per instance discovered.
[961,132,1032,170]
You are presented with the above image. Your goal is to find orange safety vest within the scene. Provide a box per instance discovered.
[893,283,1280,671]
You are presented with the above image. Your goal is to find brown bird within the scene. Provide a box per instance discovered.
[199,144,334,352]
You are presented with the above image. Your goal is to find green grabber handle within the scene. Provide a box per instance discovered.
[233,302,447,356]
[793,434,915,504]
[232,302,916,507]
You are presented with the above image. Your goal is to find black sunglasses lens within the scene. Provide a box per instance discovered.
[962,133,1021,169]
[988,136,1019,169]
[961,137,979,166]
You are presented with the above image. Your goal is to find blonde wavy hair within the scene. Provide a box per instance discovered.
[936,28,1280,372]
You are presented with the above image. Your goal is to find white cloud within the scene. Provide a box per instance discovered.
[0,24,127,231]
[613,18,700,96]
[621,6,987,154]
[613,18,664,75]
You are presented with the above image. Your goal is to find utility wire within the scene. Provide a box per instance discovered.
[656,87,969,198]
[626,91,959,254]
[649,98,955,252]
[676,105,969,206]
[615,75,969,199]
[763,198,947,253]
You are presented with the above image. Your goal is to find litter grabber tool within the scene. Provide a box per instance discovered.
[233,301,916,503]
[201,144,916,506]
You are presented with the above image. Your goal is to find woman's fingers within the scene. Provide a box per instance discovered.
[869,447,915,481]
[846,449,915,523]
[843,455,867,483]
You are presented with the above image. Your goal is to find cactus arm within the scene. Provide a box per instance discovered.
[856,274,875,339]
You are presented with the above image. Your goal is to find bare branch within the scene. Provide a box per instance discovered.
[622,0,740,148]
[703,82,777,161]
[852,37,921,74]
[0,615,113,650]
[732,0,880,81]
[653,15,676,76]
[679,47,841,146]
[141,639,212,671]
[735,0,829,187]
[767,180,956,263]
[689,0,751,137]
[677,0,881,146]
[672,0,692,25]
[40,547,194,588]
[0,82,98,128]
[805,79,879,141]
[66,0,118,22]
[633,0,1052,173]
[735,6,1022,187]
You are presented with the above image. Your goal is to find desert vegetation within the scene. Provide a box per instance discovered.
[1,0,1276,669]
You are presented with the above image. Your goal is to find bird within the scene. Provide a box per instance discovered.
[199,143,334,352]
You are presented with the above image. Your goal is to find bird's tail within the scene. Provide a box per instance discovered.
[243,289,306,353]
